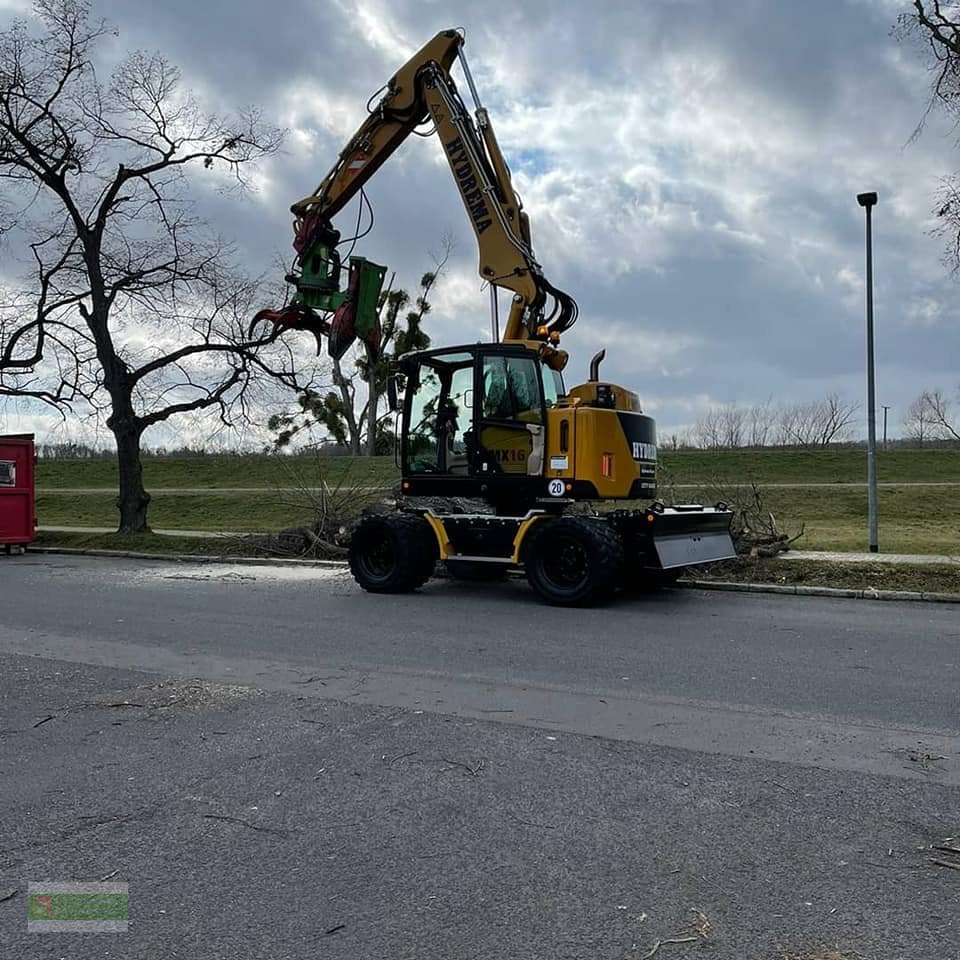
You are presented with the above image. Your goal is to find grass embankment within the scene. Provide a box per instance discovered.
[35,483,960,554]
[36,455,399,489]
[37,491,332,534]
[35,448,960,488]
[34,448,960,558]
[661,447,960,484]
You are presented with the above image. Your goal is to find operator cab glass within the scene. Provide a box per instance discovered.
[404,351,473,475]
[401,346,552,479]
[542,365,564,408]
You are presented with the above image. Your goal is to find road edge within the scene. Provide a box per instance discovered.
[680,577,960,603]
[22,545,960,602]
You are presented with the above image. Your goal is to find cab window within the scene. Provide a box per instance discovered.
[481,355,543,424]
[542,365,564,409]
[404,351,473,473]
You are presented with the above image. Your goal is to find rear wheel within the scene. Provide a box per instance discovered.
[349,514,436,593]
[525,517,624,606]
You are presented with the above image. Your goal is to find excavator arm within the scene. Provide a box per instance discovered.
[252,30,576,362]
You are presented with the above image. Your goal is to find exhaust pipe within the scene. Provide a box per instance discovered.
[589,349,605,381]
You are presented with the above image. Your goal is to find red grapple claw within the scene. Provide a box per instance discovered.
[248,306,330,355]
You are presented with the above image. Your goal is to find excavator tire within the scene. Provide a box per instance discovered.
[349,513,436,594]
[524,516,624,607]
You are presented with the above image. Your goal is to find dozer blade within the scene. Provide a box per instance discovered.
[247,306,330,355]
[647,505,736,569]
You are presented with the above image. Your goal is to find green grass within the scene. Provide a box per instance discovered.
[36,455,398,489]
[37,487,385,533]
[36,483,960,553]
[37,448,960,490]
[659,448,960,484]
[33,448,960,554]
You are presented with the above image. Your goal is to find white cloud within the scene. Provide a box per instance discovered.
[5,0,960,443]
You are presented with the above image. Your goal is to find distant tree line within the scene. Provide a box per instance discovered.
[665,393,861,451]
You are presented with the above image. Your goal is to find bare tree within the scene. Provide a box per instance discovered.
[692,404,746,449]
[691,395,854,450]
[903,392,934,444]
[902,388,960,443]
[746,399,775,448]
[0,1,302,531]
[898,2,960,271]
[776,393,859,447]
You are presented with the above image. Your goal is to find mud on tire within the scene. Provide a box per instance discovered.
[349,513,437,594]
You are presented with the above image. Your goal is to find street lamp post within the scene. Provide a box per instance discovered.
[882,404,890,450]
[857,191,879,553]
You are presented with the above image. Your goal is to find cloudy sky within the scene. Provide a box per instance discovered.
[2,0,959,446]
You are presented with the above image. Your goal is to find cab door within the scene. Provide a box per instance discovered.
[474,352,546,478]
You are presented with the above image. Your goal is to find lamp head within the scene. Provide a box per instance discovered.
[857,191,878,208]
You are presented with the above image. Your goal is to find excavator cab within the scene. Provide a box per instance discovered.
[397,344,556,511]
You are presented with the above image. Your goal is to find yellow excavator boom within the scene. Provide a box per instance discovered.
[256,29,576,363]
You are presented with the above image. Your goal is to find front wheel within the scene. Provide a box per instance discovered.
[349,514,436,594]
[525,517,624,606]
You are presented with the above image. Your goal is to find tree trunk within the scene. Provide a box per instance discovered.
[331,357,362,455]
[366,379,378,457]
[110,413,151,533]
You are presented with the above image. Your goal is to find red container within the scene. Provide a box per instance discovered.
[0,433,36,551]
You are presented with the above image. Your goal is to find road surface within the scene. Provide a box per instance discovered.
[1,555,957,958]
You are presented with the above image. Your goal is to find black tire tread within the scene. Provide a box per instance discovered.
[349,513,436,593]
[525,516,624,606]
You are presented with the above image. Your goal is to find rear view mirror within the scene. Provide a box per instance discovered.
[386,373,399,412]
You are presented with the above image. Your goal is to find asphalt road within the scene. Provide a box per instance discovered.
[1,555,958,958]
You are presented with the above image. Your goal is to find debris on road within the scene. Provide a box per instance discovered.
[441,756,485,777]
[642,908,711,958]
[202,813,290,838]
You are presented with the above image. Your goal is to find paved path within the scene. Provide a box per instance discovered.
[782,549,959,565]
[1,555,957,957]
[37,524,254,539]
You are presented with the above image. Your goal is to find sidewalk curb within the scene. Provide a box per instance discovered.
[23,546,960,603]
[26,546,348,569]
[679,578,960,603]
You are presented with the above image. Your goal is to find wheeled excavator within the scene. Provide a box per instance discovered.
[252,30,736,605]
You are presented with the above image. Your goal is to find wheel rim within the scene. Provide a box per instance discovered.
[539,534,589,591]
[357,529,396,582]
